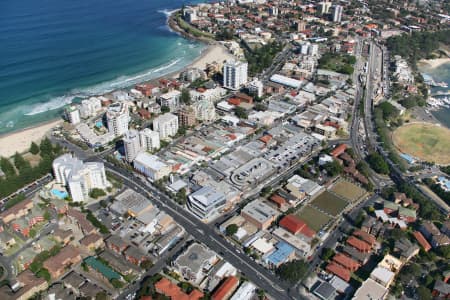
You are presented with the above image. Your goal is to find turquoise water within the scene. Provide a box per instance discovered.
[51,189,68,199]
[420,62,450,128]
[0,0,206,134]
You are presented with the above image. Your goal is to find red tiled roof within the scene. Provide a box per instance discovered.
[353,230,376,246]
[280,214,306,234]
[347,236,372,252]
[155,278,204,300]
[413,231,431,252]
[270,194,287,207]
[331,144,347,158]
[228,98,241,105]
[259,135,272,144]
[332,253,360,271]
[212,276,239,300]
[326,262,351,282]
[279,214,316,238]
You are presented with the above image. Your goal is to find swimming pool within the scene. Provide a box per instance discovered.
[51,189,68,199]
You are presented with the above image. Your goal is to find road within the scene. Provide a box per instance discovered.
[103,162,299,300]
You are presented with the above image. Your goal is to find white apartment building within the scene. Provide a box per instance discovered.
[159,90,181,112]
[139,128,160,151]
[52,154,108,202]
[223,60,248,90]
[106,102,130,136]
[80,97,102,118]
[153,113,179,140]
[133,152,171,181]
[123,130,141,162]
[65,105,80,125]
[333,5,343,23]
[248,79,264,98]
[194,99,216,123]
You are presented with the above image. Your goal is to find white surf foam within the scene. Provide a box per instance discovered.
[23,57,184,116]
[25,95,75,116]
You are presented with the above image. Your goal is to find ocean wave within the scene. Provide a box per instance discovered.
[25,95,75,116]
[22,57,184,116]
[157,9,178,18]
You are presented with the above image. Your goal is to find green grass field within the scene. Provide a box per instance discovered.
[330,180,366,203]
[310,191,349,216]
[392,123,450,165]
[296,206,332,232]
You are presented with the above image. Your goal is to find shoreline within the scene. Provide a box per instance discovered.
[418,57,450,69]
[0,12,234,158]
[0,119,62,157]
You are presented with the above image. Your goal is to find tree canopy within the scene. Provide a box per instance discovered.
[276,259,309,283]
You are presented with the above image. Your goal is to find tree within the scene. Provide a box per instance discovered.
[161,106,170,114]
[43,210,52,221]
[30,142,40,155]
[140,259,154,270]
[323,160,344,177]
[180,88,191,105]
[0,157,15,177]
[111,278,124,289]
[175,188,187,205]
[276,259,308,283]
[253,103,267,111]
[39,138,53,156]
[367,152,390,174]
[226,224,239,236]
[13,152,30,172]
[320,248,335,261]
[378,101,399,121]
[95,292,109,300]
[260,186,272,197]
[234,106,248,119]
[36,268,51,282]
[89,188,106,199]
[416,286,432,300]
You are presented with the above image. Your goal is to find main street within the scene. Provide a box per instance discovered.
[103,162,300,300]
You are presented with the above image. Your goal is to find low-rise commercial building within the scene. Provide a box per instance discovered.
[133,153,171,181]
[240,200,280,230]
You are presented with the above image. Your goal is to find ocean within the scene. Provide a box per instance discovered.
[0,0,206,135]
[419,62,450,128]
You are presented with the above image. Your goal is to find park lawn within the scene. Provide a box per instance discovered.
[330,180,367,203]
[310,191,349,217]
[392,123,450,165]
[296,206,332,232]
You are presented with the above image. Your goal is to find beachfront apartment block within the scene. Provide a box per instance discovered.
[53,154,108,202]
[106,102,130,136]
[65,105,80,125]
[153,113,179,140]
[223,60,248,90]
[139,128,160,151]
[123,129,141,162]
[80,97,103,118]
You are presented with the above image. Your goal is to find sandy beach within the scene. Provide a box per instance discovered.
[0,119,62,158]
[418,57,450,69]
[0,42,235,159]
